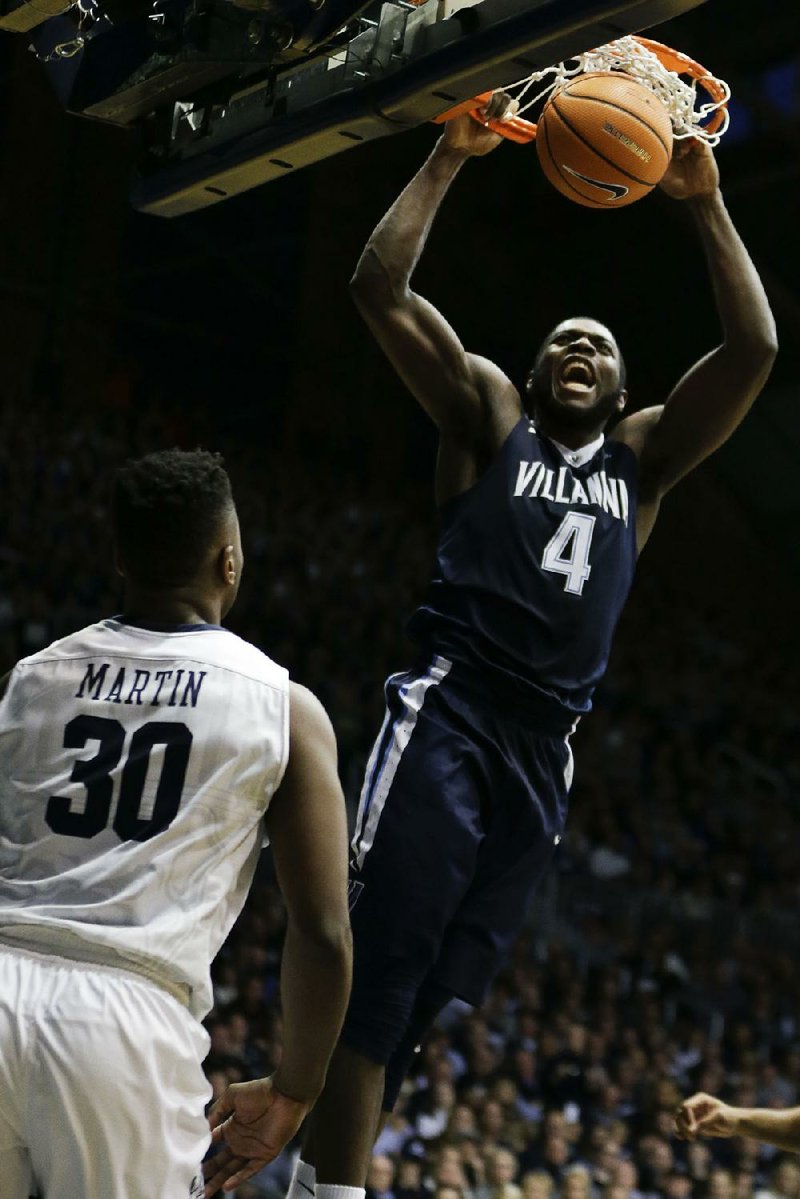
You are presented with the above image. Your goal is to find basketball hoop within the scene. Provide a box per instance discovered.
[433,34,730,146]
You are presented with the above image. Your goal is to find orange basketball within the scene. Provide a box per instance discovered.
[536,72,673,209]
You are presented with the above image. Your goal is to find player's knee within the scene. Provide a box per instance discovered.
[341,991,417,1067]
[340,1020,402,1067]
[382,980,455,1111]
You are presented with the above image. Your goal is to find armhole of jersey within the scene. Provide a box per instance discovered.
[437,416,527,518]
[0,667,15,706]
[261,670,291,850]
[613,440,640,528]
[272,670,291,795]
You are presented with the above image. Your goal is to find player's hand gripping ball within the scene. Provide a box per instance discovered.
[658,138,720,200]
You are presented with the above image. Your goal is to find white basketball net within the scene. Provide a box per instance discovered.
[505,35,730,144]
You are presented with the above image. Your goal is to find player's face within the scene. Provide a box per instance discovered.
[527,319,627,433]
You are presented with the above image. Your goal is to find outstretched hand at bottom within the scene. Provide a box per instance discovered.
[203,1077,310,1196]
[674,1093,740,1141]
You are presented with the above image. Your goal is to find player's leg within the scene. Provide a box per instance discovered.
[359,707,573,1137]
[22,952,210,1199]
[430,720,572,1010]
[381,977,455,1113]
[303,1042,386,1184]
[367,700,573,1127]
[367,748,566,1131]
[299,984,455,1199]
[300,661,486,1191]
[0,950,35,1199]
[302,977,454,1186]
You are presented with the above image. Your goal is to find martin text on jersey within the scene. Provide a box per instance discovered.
[74,662,207,708]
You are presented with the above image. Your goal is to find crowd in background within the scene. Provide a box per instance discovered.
[211,880,800,1199]
[3,389,800,1199]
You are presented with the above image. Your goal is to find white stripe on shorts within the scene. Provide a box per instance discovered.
[350,681,398,855]
[563,736,575,792]
[352,656,451,870]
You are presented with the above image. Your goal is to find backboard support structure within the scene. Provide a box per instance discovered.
[131,0,708,216]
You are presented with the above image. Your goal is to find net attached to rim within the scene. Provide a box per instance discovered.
[504,34,730,144]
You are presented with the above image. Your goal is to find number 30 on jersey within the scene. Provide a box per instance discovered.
[47,715,192,842]
[542,512,596,596]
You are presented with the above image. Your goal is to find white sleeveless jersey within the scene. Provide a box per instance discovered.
[0,617,290,1019]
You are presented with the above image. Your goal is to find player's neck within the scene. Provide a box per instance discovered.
[122,585,222,628]
[534,414,606,450]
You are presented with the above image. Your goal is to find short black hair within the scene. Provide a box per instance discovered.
[112,448,234,585]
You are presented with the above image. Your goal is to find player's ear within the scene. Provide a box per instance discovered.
[615,389,628,414]
[525,370,535,395]
[218,544,237,588]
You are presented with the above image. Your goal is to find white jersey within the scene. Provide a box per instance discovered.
[0,617,289,1019]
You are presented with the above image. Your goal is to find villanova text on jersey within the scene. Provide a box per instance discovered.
[407,418,639,725]
[512,459,631,524]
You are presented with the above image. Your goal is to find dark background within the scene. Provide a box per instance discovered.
[0,0,799,693]
[1,0,798,466]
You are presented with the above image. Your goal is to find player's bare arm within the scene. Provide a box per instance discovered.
[350,99,522,503]
[614,140,777,547]
[267,683,352,1102]
[204,682,352,1196]
[675,1093,800,1152]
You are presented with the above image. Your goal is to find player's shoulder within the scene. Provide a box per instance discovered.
[459,353,524,451]
[13,618,111,670]
[288,680,336,745]
[610,406,664,460]
[468,353,516,391]
[2,621,114,711]
[199,626,289,692]
[15,618,288,693]
[468,355,522,414]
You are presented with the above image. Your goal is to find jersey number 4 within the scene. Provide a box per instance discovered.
[47,715,193,841]
[541,512,596,596]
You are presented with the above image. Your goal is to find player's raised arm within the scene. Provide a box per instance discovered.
[675,1094,800,1151]
[203,683,352,1196]
[350,97,522,443]
[616,140,777,503]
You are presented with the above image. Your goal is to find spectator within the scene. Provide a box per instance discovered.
[521,1172,556,1199]
[367,1155,397,1199]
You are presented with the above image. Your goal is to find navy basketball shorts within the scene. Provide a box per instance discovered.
[341,654,575,1069]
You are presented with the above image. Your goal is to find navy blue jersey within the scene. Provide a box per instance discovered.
[408,417,639,724]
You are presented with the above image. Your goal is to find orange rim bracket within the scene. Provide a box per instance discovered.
[432,91,537,143]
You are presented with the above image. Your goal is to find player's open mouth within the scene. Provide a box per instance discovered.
[560,356,596,386]
[558,356,596,392]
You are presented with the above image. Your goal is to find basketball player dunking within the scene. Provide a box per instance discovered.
[0,450,353,1199]
[227,102,773,1194]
